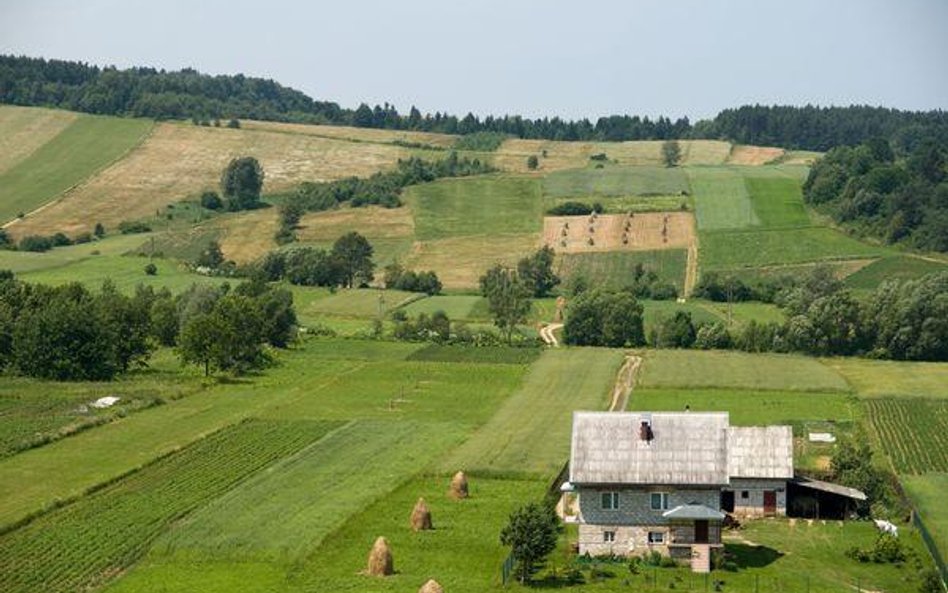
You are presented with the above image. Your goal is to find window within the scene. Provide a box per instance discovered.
[650,492,669,510]
[741,490,749,499]
[648,531,665,544]
[603,530,616,543]
[601,491,619,510]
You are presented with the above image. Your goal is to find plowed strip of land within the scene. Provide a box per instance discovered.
[543,212,695,253]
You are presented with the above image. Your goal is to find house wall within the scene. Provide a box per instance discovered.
[576,486,721,556]
[726,478,787,518]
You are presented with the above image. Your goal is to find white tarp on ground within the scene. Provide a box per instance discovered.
[874,519,899,537]
[90,396,121,409]
[808,432,836,443]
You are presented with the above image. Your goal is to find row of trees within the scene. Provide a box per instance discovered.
[251,232,376,288]
[5,56,946,150]
[663,271,947,361]
[277,153,495,243]
[382,262,442,295]
[803,137,947,251]
[478,248,561,343]
[0,273,297,380]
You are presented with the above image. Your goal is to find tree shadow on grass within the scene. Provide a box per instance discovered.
[725,543,784,568]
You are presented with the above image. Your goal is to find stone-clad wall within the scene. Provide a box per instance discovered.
[578,486,721,526]
[728,478,787,518]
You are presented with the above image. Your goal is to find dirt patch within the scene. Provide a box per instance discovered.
[543,212,695,253]
[297,206,415,243]
[727,145,785,165]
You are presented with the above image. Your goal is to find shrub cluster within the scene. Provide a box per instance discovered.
[546,201,604,216]
[383,262,441,295]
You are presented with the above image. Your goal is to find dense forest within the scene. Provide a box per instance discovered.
[2,55,946,151]
[803,137,948,251]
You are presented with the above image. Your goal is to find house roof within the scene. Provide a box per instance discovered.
[569,412,730,486]
[663,503,727,521]
[727,426,794,479]
[791,477,867,501]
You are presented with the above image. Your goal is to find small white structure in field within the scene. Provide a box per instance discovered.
[874,519,898,537]
[90,396,121,409]
[808,433,836,443]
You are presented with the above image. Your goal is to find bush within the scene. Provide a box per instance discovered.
[227,118,240,129]
[546,201,603,216]
[144,263,158,276]
[51,232,72,247]
[526,155,539,170]
[118,220,152,234]
[73,232,93,244]
[93,223,105,238]
[589,153,608,161]
[200,191,223,210]
[18,235,54,252]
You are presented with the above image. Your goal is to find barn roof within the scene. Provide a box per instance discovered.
[569,412,730,486]
[727,426,794,479]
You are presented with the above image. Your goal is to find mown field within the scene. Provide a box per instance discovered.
[0,111,152,227]
[555,249,688,292]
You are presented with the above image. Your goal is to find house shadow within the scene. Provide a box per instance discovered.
[724,543,783,568]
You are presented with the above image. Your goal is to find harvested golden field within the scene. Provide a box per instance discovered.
[779,150,822,165]
[12,122,416,238]
[211,209,281,264]
[296,205,414,243]
[241,120,458,148]
[0,105,78,173]
[405,233,539,289]
[542,211,695,253]
[494,139,732,172]
[726,145,785,165]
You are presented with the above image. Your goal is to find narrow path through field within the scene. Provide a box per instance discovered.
[684,242,699,296]
[539,323,563,347]
[609,355,641,412]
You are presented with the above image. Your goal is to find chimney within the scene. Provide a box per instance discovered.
[639,419,654,442]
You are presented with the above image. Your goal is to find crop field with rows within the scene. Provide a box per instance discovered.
[866,398,948,474]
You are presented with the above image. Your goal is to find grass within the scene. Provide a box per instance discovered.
[902,473,948,566]
[821,358,948,399]
[11,120,428,238]
[628,388,856,427]
[0,232,150,274]
[745,176,811,228]
[493,139,731,173]
[542,166,689,198]
[401,295,485,319]
[404,233,539,290]
[843,255,948,290]
[240,119,458,148]
[687,167,758,230]
[0,419,338,593]
[296,287,420,319]
[406,175,543,240]
[0,105,78,174]
[700,227,888,270]
[547,194,691,213]
[556,250,688,293]
[406,344,542,365]
[147,420,466,562]
[0,115,153,227]
[866,399,948,474]
[0,350,202,458]
[442,348,623,476]
[637,349,850,392]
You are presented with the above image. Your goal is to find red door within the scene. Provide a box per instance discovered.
[763,491,777,516]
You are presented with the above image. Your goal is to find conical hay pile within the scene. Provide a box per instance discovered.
[366,536,393,576]
[449,471,468,499]
[410,497,433,531]
[419,579,444,593]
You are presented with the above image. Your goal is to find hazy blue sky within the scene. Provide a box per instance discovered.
[1,0,946,120]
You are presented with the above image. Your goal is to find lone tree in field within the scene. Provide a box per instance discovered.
[662,140,682,168]
[526,155,539,170]
[499,502,558,584]
[220,156,264,211]
[479,264,532,344]
[332,231,375,288]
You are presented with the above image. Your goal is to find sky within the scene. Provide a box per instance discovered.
[1,0,946,121]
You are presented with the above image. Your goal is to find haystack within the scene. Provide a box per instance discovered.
[410,497,433,531]
[366,536,394,576]
[419,579,444,593]
[449,471,469,499]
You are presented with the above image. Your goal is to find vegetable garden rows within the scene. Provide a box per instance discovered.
[867,398,948,474]
[0,419,339,593]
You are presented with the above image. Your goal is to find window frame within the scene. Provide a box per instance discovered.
[603,530,616,543]
[601,491,619,510]
[741,490,749,499]
[650,491,669,511]
[647,530,665,544]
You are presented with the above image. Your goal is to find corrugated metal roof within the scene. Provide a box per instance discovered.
[792,477,867,501]
[569,412,730,486]
[663,503,727,521]
[727,426,794,479]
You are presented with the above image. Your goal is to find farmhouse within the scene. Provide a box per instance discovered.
[565,411,797,572]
